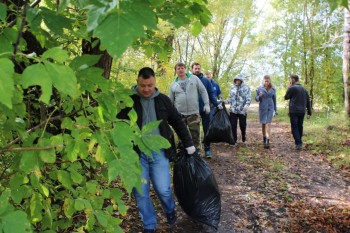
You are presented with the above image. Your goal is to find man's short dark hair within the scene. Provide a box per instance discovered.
[138,67,155,79]
[290,74,299,82]
[191,62,201,69]
[174,62,186,71]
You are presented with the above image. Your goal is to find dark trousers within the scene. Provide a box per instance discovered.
[229,113,247,143]
[200,111,211,151]
[289,113,305,146]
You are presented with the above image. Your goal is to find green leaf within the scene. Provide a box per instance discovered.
[95,210,108,227]
[11,185,33,205]
[93,1,157,58]
[9,174,29,189]
[85,0,118,32]
[74,198,85,211]
[111,121,135,148]
[57,170,73,189]
[41,7,73,34]
[63,198,75,218]
[42,47,69,63]
[30,192,43,223]
[70,54,101,71]
[39,184,50,197]
[191,21,203,36]
[107,159,120,183]
[0,190,11,215]
[65,141,79,162]
[76,67,106,92]
[69,169,84,184]
[2,211,31,233]
[0,3,6,22]
[0,58,14,109]
[22,63,52,104]
[86,181,97,194]
[19,151,39,174]
[141,121,161,134]
[45,62,79,99]
[142,134,171,153]
[26,8,42,30]
[39,150,56,163]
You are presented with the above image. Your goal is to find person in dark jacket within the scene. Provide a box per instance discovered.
[118,67,195,233]
[191,62,222,158]
[284,74,312,150]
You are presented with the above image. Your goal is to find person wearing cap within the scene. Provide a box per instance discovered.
[228,74,251,145]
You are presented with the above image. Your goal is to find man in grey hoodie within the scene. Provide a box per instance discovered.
[169,62,210,152]
[118,67,195,233]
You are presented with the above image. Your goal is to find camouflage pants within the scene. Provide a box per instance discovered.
[181,114,201,151]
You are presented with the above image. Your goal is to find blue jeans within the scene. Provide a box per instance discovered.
[133,150,175,230]
[289,113,305,146]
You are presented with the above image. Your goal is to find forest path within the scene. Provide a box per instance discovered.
[124,104,350,233]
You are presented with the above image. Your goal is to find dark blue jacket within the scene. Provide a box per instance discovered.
[196,73,219,113]
[284,83,312,115]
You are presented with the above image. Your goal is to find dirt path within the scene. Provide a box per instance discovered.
[124,106,350,232]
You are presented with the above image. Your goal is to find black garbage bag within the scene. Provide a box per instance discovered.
[204,103,234,144]
[173,150,221,229]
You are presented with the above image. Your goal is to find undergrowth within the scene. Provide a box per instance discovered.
[275,108,350,170]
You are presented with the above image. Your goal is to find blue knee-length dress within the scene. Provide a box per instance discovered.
[255,86,277,124]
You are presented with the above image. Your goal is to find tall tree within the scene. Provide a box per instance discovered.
[343,4,350,116]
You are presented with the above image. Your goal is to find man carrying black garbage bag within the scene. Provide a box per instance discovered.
[173,148,221,230]
[117,67,195,233]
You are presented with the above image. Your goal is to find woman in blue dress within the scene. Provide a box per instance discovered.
[255,75,277,148]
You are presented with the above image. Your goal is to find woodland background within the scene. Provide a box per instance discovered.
[0,0,349,232]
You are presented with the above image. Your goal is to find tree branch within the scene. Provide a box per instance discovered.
[0,145,63,153]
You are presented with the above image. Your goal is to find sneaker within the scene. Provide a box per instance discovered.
[143,229,155,233]
[296,144,302,150]
[205,150,212,158]
[166,210,177,225]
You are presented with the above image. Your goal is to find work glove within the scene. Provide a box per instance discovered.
[185,146,196,155]
[243,105,249,113]
[217,105,223,110]
[273,111,276,117]
[203,105,210,114]
[307,115,311,119]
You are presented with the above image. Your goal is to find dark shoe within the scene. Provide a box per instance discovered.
[143,229,155,233]
[205,150,212,159]
[264,138,270,148]
[296,144,302,150]
[166,210,177,225]
[263,136,266,143]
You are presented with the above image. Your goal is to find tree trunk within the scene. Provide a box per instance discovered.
[343,6,350,117]
[82,38,113,79]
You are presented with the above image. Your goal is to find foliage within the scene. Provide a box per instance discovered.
[0,0,210,232]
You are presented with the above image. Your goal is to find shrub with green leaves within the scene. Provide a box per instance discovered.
[0,0,211,232]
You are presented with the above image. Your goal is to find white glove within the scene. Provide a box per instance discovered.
[185,146,196,155]
[307,115,311,119]
[203,105,210,114]
[273,111,276,117]
[243,105,249,112]
[217,105,223,110]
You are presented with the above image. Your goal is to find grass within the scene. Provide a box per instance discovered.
[275,108,350,170]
